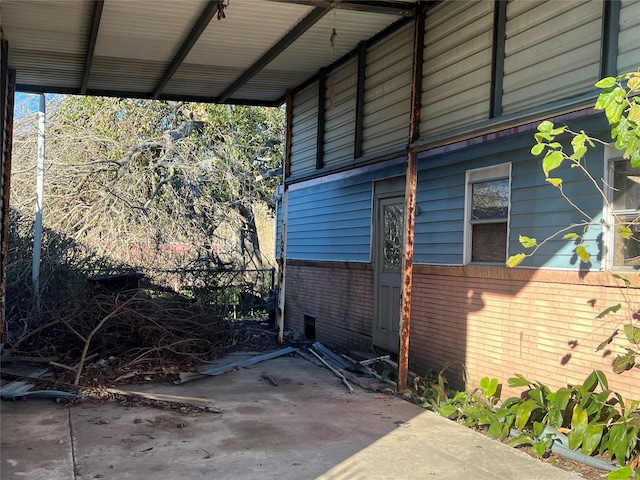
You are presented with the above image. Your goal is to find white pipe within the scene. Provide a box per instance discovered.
[276,188,288,343]
[32,94,45,300]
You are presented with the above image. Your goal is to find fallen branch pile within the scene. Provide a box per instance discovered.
[1,291,228,386]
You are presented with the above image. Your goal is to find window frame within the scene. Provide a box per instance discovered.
[464,163,512,265]
[605,151,640,271]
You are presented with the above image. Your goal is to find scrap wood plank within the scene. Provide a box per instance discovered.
[175,346,297,384]
[106,387,223,413]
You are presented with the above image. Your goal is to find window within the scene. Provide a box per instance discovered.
[608,160,640,269]
[465,164,511,264]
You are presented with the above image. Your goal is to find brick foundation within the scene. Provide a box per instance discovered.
[410,265,640,402]
[285,260,374,352]
[284,261,640,402]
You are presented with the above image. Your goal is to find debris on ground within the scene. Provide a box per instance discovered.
[1,291,228,386]
[302,342,397,394]
[0,284,295,408]
[174,346,297,384]
[260,373,279,386]
[0,364,83,400]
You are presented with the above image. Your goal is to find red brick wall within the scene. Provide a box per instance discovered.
[285,260,374,351]
[284,261,640,403]
[411,265,640,403]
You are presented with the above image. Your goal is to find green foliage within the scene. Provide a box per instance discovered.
[505,74,640,377]
[608,466,634,480]
[508,72,639,269]
[419,370,640,471]
[595,73,640,167]
[410,361,467,408]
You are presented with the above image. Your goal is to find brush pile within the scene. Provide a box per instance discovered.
[1,290,229,386]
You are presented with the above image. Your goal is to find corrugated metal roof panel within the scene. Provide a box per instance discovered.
[10,51,85,89]
[162,65,244,99]
[267,10,400,74]
[3,0,91,89]
[2,0,90,55]
[88,58,167,93]
[94,0,209,63]
[2,0,417,103]
[233,9,405,102]
[184,0,313,68]
[232,69,311,103]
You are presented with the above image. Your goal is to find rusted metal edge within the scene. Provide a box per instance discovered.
[0,68,15,342]
[398,3,425,390]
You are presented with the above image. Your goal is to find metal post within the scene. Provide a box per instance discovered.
[32,94,45,304]
[398,2,425,390]
[398,151,417,390]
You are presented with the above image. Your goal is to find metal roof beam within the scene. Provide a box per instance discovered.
[265,0,415,16]
[15,84,281,107]
[151,0,220,100]
[80,0,104,94]
[216,6,330,103]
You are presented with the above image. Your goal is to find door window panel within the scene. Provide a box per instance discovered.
[383,203,404,271]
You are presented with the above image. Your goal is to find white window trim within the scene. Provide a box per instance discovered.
[604,148,639,271]
[603,146,615,271]
[464,163,512,265]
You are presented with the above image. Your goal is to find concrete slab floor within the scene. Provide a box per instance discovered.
[1,354,579,479]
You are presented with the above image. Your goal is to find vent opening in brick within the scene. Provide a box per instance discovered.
[303,315,316,340]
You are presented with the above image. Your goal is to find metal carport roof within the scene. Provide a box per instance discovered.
[0,0,416,106]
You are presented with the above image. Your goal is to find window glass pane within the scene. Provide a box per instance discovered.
[612,213,640,268]
[383,203,404,271]
[471,222,507,263]
[613,162,640,211]
[472,179,509,220]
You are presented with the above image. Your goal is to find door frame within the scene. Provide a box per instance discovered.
[372,176,405,352]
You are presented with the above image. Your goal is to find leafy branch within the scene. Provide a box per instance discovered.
[507,72,640,378]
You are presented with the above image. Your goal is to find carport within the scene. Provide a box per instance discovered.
[0,3,628,479]
[0,0,420,382]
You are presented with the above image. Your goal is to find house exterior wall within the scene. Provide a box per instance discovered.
[285,260,374,352]
[362,23,413,156]
[419,0,494,135]
[617,0,640,74]
[282,0,640,400]
[286,159,405,261]
[501,0,602,114]
[410,266,640,403]
[289,81,318,178]
[414,113,607,269]
[324,59,358,168]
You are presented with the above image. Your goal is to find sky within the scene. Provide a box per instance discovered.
[14,92,45,118]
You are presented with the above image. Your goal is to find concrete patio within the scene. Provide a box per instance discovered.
[1,353,580,479]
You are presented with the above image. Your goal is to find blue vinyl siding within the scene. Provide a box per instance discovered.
[414,170,465,264]
[287,178,371,261]
[510,147,605,269]
[285,162,405,262]
[413,115,609,270]
[284,115,609,270]
[275,196,282,260]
